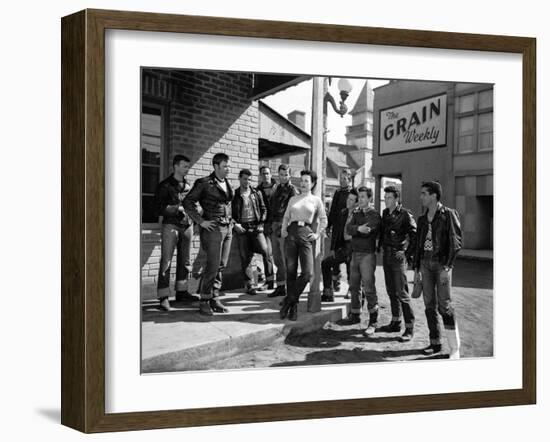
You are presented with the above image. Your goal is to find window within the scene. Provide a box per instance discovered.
[478,112,493,150]
[141,105,164,224]
[456,88,494,153]
[457,116,474,153]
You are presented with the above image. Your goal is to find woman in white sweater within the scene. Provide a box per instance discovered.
[280,170,328,321]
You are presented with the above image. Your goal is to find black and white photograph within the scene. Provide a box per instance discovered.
[140,69,494,374]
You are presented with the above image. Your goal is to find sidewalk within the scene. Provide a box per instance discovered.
[142,289,350,373]
[458,249,493,261]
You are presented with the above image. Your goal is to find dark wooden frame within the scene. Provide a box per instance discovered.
[61,8,536,433]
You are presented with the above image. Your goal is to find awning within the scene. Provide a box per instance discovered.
[251,74,311,100]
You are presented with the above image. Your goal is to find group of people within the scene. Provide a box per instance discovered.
[154,153,463,358]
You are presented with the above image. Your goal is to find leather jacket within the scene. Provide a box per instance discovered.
[183,172,234,225]
[379,204,417,260]
[328,186,353,230]
[413,204,462,270]
[155,175,191,227]
[330,207,352,252]
[269,182,298,223]
[256,179,277,222]
[232,187,267,225]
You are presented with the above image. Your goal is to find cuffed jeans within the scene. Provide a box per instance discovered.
[271,221,287,287]
[321,245,351,291]
[420,255,456,345]
[349,252,378,323]
[157,223,192,299]
[199,224,233,300]
[284,223,314,304]
[236,228,273,288]
[383,248,415,329]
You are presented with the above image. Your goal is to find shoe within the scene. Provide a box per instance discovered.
[378,321,402,333]
[159,297,173,312]
[266,281,275,290]
[199,300,213,316]
[422,344,442,355]
[247,287,259,296]
[344,313,361,325]
[175,290,200,303]
[364,324,376,336]
[288,304,298,321]
[209,298,229,313]
[269,285,286,298]
[279,298,292,319]
[399,328,414,342]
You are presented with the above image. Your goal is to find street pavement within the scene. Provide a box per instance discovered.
[142,257,493,373]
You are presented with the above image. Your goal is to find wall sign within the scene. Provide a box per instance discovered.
[379,93,447,155]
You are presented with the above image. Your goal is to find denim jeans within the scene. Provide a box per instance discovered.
[236,229,273,288]
[284,223,314,304]
[349,252,378,320]
[271,221,287,287]
[199,224,233,300]
[383,248,415,329]
[321,245,351,291]
[263,233,275,284]
[157,223,193,299]
[420,255,456,345]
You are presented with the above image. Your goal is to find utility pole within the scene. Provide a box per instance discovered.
[308,77,328,313]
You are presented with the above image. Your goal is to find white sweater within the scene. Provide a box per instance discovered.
[281,193,328,236]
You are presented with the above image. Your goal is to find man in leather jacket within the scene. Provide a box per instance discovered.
[321,189,358,302]
[413,181,462,358]
[378,185,417,341]
[267,164,298,298]
[256,165,277,289]
[154,154,199,312]
[327,168,354,292]
[232,169,273,295]
[183,153,234,316]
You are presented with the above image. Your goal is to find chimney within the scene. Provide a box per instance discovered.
[287,110,306,131]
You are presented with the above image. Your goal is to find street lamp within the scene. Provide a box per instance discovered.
[308,77,353,313]
[325,78,353,117]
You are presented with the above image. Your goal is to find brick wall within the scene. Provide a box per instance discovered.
[141,69,260,299]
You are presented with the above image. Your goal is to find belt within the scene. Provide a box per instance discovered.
[290,221,311,227]
[383,246,405,252]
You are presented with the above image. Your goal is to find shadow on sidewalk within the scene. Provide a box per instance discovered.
[269,347,448,367]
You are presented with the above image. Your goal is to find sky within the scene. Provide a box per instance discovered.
[262,78,388,144]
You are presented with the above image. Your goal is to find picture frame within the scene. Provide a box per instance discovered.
[61,8,536,433]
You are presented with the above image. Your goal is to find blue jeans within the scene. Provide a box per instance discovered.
[383,248,415,329]
[420,256,456,345]
[284,223,314,304]
[199,224,233,300]
[263,233,275,284]
[321,245,351,291]
[271,221,287,287]
[236,228,273,288]
[157,224,192,298]
[349,252,378,321]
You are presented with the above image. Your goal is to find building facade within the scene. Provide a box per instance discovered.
[372,80,494,250]
[140,69,309,298]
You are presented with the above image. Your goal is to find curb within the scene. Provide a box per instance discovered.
[142,302,350,373]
